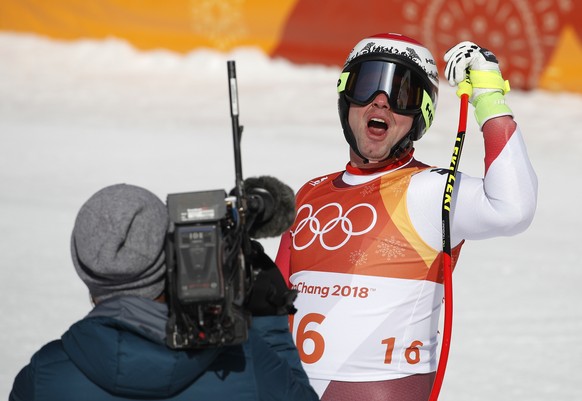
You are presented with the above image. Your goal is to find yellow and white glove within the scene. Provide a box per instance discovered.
[444,41,512,128]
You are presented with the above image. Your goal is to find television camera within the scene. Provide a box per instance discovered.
[165,61,296,349]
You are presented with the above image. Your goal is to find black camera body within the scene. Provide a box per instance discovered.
[163,61,296,349]
[165,189,251,349]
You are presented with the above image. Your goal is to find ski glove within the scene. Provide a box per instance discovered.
[444,41,512,128]
[246,240,298,316]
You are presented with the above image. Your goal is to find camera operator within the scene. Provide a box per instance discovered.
[9,183,318,401]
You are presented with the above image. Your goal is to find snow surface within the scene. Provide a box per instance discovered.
[1,32,581,400]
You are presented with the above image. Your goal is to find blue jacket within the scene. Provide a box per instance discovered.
[10,297,318,401]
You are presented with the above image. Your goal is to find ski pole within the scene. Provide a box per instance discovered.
[429,83,471,401]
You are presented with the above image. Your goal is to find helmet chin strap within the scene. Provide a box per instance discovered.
[384,133,414,162]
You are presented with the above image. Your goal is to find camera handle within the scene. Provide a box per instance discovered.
[227,61,247,221]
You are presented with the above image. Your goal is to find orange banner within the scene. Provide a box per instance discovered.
[272,0,582,93]
[1,0,581,93]
[0,0,297,53]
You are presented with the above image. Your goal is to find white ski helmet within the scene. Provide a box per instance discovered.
[337,33,439,161]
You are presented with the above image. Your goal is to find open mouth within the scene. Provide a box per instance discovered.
[368,117,388,131]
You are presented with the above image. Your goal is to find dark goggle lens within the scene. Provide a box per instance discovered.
[342,61,426,112]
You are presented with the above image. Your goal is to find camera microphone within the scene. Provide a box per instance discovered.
[242,176,296,239]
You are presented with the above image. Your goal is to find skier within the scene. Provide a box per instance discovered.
[275,33,538,400]
[10,184,318,401]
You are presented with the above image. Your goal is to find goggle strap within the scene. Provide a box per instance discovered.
[338,72,349,93]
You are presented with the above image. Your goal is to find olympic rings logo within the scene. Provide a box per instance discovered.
[291,202,377,251]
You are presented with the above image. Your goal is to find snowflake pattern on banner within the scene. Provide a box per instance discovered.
[189,0,248,50]
[376,236,406,260]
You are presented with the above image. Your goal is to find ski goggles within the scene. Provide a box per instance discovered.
[338,60,432,114]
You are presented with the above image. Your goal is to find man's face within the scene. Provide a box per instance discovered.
[348,92,414,163]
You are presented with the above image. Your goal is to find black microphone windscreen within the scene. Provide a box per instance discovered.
[243,176,295,239]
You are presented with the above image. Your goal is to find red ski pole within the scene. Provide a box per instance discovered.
[429,86,470,401]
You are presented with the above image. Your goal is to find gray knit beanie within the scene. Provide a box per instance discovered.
[71,184,169,303]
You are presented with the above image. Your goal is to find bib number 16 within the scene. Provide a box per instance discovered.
[291,313,424,366]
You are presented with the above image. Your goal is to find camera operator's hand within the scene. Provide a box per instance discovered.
[246,240,298,316]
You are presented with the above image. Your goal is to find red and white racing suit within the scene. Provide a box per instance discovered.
[275,118,537,398]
